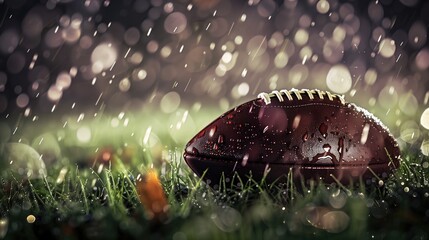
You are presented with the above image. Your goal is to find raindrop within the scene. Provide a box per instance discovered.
[360,124,370,144]
[319,123,328,138]
[302,132,309,142]
[242,154,249,166]
[209,126,217,137]
[217,135,224,144]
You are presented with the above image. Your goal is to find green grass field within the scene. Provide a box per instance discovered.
[1,110,429,240]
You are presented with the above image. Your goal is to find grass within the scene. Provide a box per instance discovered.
[1,110,429,240]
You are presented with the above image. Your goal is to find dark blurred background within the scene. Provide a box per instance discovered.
[0,0,429,152]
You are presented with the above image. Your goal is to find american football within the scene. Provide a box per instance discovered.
[184,89,401,187]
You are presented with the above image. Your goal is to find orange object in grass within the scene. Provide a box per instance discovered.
[136,170,169,221]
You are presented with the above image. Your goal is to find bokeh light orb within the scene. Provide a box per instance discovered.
[398,92,418,116]
[421,140,429,156]
[378,86,398,109]
[379,38,396,58]
[47,85,63,102]
[91,43,117,71]
[0,29,19,54]
[124,27,141,46]
[56,72,72,90]
[160,91,181,113]
[408,21,427,49]
[16,93,29,108]
[316,0,330,14]
[364,68,377,86]
[76,126,91,143]
[274,52,289,68]
[421,108,429,130]
[164,12,187,34]
[326,65,352,94]
[415,48,429,70]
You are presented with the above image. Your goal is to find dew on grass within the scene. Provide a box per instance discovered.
[26,215,36,224]
[329,190,347,209]
[0,218,8,239]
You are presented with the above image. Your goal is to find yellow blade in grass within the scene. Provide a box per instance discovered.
[136,169,169,221]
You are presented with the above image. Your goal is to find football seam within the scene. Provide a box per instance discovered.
[253,101,346,109]
[184,152,390,168]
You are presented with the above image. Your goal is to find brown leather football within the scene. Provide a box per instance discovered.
[183,89,401,187]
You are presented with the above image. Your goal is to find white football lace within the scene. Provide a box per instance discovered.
[257,89,346,105]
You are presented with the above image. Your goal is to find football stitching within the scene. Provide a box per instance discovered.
[258,89,346,105]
